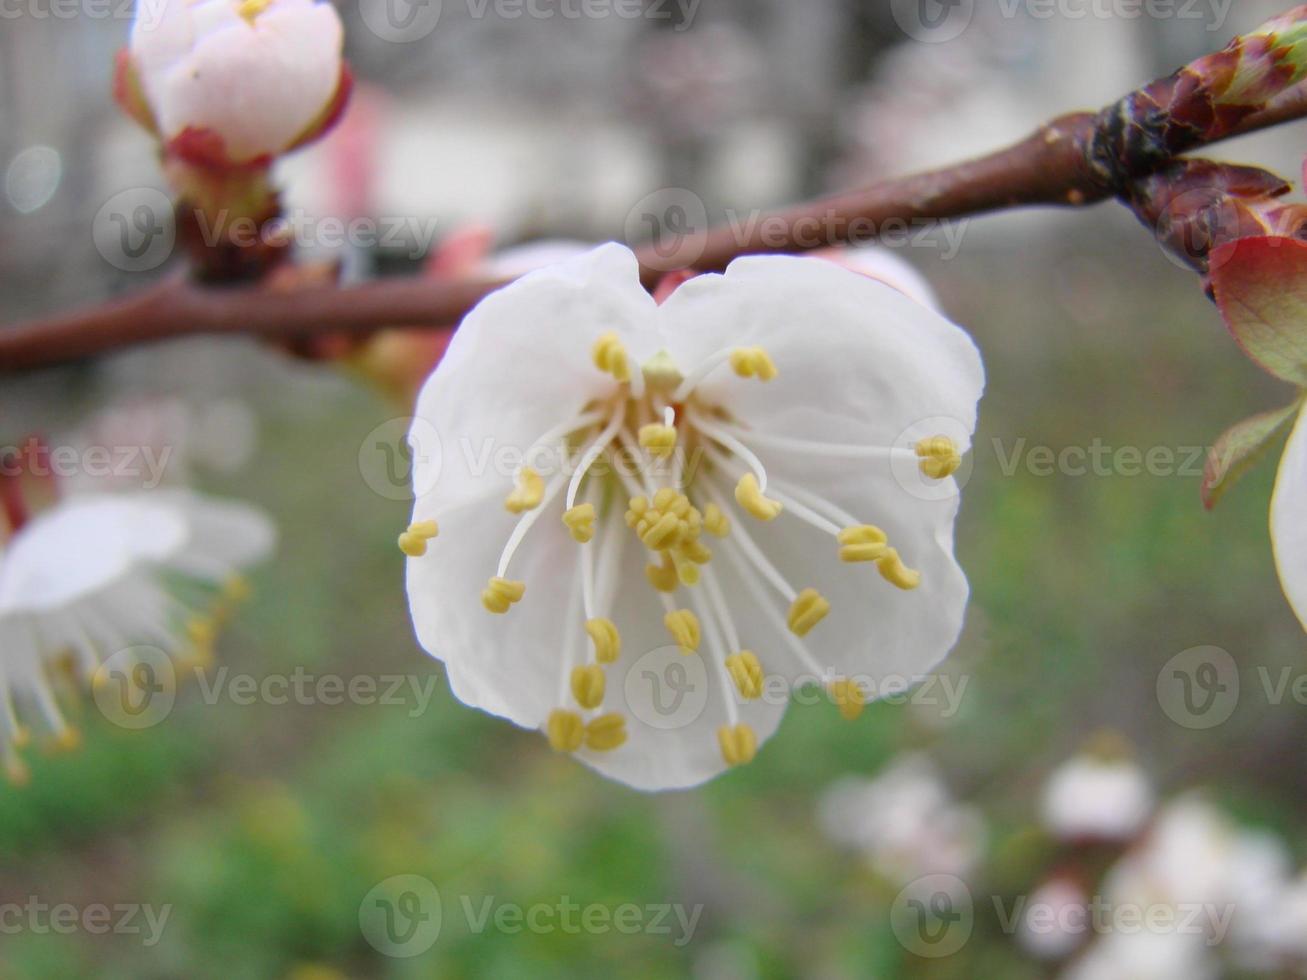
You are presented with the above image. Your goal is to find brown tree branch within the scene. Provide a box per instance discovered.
[1,81,1304,373]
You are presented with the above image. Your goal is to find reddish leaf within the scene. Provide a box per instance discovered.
[1210,236,1307,384]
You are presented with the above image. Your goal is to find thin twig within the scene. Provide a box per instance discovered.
[0,87,1301,372]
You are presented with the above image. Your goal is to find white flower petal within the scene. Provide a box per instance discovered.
[409,494,578,725]
[819,246,942,312]
[409,243,658,518]
[657,254,983,452]
[0,497,186,613]
[1270,407,1307,630]
[149,489,277,579]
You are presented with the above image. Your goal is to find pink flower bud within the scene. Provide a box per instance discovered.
[124,0,348,168]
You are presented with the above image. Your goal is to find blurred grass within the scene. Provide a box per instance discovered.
[1,224,1305,978]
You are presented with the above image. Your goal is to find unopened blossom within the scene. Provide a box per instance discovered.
[403,244,984,790]
[0,488,274,783]
[1040,740,1154,843]
[121,0,348,167]
[817,754,985,885]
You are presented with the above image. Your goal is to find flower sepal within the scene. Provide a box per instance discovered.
[1202,398,1303,509]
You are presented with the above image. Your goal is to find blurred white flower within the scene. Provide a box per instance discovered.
[126,0,347,166]
[1083,797,1293,970]
[817,754,986,886]
[1041,751,1154,843]
[1019,877,1091,961]
[1260,872,1307,966]
[0,489,274,783]
[403,244,984,790]
[1060,929,1218,980]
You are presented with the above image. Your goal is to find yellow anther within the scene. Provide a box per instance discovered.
[51,727,82,753]
[729,347,778,381]
[664,609,701,654]
[638,423,678,458]
[725,651,764,700]
[585,714,628,752]
[717,723,757,766]
[571,664,606,710]
[563,504,597,543]
[547,709,584,753]
[627,491,702,552]
[877,549,922,591]
[481,577,526,614]
[592,331,631,383]
[224,575,252,602]
[398,520,439,557]
[643,512,683,550]
[585,618,621,664]
[187,617,217,651]
[703,503,730,538]
[787,588,830,637]
[916,436,962,479]
[838,525,889,563]
[505,468,545,514]
[670,550,701,587]
[237,0,271,22]
[645,556,679,593]
[735,474,782,522]
[829,679,866,721]
[679,538,713,566]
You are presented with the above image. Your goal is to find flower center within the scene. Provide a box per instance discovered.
[402,331,962,769]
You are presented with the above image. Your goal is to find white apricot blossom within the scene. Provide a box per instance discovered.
[0,489,274,783]
[817,754,986,885]
[403,243,984,790]
[1041,744,1154,843]
[126,0,347,166]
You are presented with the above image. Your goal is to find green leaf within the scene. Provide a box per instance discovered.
[1202,398,1303,509]
[1211,236,1307,386]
